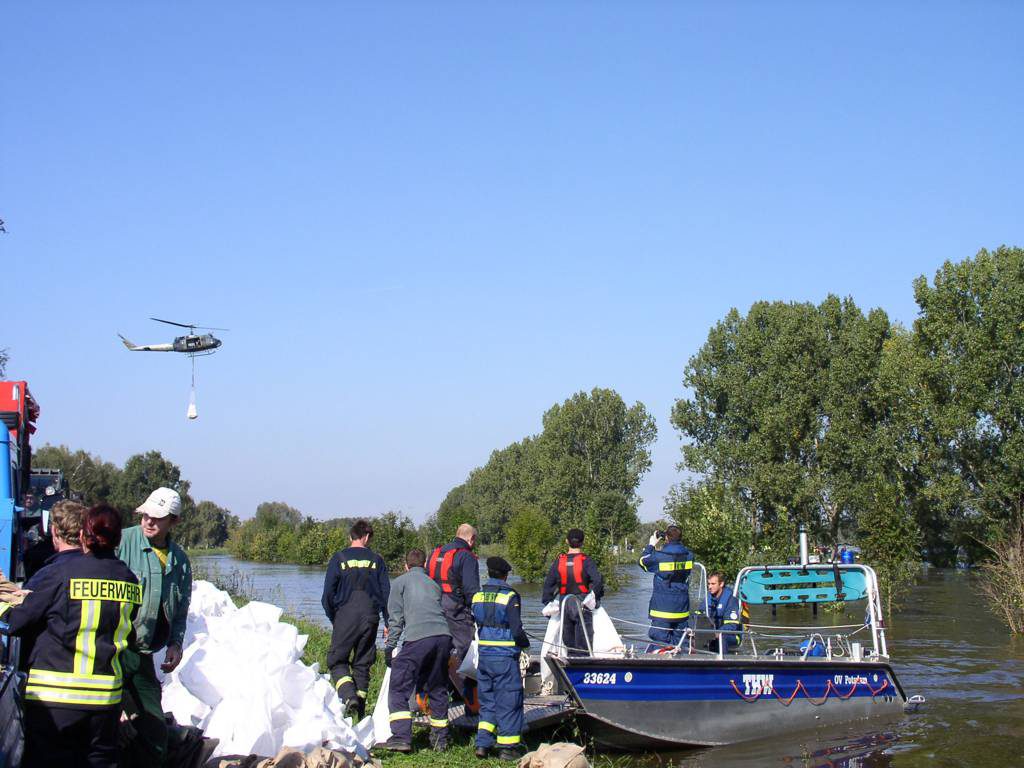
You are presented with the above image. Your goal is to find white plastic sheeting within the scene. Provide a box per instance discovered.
[158,580,373,759]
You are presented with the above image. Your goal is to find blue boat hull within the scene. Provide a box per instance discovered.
[547,656,906,749]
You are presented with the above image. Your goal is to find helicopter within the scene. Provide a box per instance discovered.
[119,318,227,420]
[118,318,227,354]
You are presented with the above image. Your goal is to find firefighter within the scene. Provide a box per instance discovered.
[542,528,604,657]
[706,571,744,652]
[426,524,480,686]
[321,519,390,720]
[472,557,530,761]
[639,525,693,647]
[380,548,452,753]
[0,504,140,768]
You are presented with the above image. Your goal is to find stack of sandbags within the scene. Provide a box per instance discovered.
[517,743,589,768]
[160,580,371,760]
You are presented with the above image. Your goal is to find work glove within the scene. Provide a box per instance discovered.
[582,592,597,611]
[384,647,393,668]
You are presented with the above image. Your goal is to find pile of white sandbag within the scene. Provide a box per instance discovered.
[156,580,374,759]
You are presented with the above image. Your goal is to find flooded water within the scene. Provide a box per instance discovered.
[193,555,1024,766]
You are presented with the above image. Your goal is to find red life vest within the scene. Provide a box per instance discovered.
[428,544,476,595]
[557,553,590,595]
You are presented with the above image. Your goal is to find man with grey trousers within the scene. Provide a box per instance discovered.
[381,548,453,753]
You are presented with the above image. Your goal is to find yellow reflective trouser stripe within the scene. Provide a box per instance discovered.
[723,620,741,626]
[657,560,693,572]
[649,609,690,619]
[478,639,516,646]
[497,734,522,745]
[110,602,133,681]
[75,600,100,676]
[429,717,449,728]
[25,685,121,707]
[357,690,367,698]
[335,676,353,689]
[27,669,118,690]
[478,721,496,733]
[0,602,11,617]
[389,711,412,721]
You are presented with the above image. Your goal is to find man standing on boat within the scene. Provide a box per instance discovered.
[705,571,743,652]
[427,523,480,696]
[639,525,693,647]
[542,528,604,657]
[472,556,530,761]
[322,519,390,721]
[116,487,193,768]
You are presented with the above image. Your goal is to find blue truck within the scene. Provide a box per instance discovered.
[1,380,41,768]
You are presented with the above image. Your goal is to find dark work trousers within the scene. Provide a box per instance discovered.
[120,648,168,768]
[440,594,475,664]
[475,654,523,749]
[387,634,452,746]
[561,598,594,657]
[23,703,120,768]
[649,616,687,646]
[327,591,379,708]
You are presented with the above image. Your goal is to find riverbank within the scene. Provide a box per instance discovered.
[197,567,609,767]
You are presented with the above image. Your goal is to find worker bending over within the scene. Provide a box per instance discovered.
[427,523,480,695]
[381,548,452,753]
[322,519,390,720]
[706,571,744,653]
[473,557,530,761]
[542,528,604,657]
[639,525,693,647]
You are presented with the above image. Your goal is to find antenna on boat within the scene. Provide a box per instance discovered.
[798,524,809,566]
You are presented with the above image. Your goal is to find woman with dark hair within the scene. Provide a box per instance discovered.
[0,504,141,767]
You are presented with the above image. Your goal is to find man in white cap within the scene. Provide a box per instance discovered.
[116,487,193,768]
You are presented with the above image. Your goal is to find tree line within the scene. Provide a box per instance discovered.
[30,446,239,550]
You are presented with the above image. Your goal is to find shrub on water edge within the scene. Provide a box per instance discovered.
[507,506,557,582]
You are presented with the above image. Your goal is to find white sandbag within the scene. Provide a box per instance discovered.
[540,613,562,688]
[542,599,560,618]
[591,607,624,656]
[161,677,211,728]
[372,666,393,744]
[353,715,377,750]
[456,637,480,680]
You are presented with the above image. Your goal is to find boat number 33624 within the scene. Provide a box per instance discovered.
[581,672,617,685]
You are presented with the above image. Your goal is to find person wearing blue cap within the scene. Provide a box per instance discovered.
[472,556,529,761]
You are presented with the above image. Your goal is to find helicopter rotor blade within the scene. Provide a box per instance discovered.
[150,317,196,329]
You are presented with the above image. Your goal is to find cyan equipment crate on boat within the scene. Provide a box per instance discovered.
[737,566,868,605]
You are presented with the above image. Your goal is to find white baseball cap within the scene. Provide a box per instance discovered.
[137,487,182,518]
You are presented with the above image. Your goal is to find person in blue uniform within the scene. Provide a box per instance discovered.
[705,571,743,653]
[0,504,140,768]
[321,519,390,720]
[541,528,604,657]
[639,525,693,647]
[472,556,529,761]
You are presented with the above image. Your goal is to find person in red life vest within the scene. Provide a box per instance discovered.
[426,524,480,691]
[542,528,605,657]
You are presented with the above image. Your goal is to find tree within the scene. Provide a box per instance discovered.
[507,506,558,582]
[858,483,922,619]
[912,246,1024,553]
[664,481,752,578]
[175,500,238,549]
[371,511,420,572]
[672,297,896,551]
[113,451,191,518]
[0,347,8,377]
[32,444,121,505]
[537,388,657,529]
[253,501,303,530]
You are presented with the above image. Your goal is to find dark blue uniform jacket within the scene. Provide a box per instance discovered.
[321,545,390,625]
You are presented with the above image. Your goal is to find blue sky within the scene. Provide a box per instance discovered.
[3,3,1021,523]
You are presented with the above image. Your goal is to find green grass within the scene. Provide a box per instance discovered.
[185,546,229,557]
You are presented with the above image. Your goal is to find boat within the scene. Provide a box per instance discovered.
[544,528,918,750]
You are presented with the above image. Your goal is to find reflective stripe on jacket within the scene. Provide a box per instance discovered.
[321,545,390,624]
[115,525,191,652]
[640,541,693,620]
[0,550,140,709]
[471,579,529,657]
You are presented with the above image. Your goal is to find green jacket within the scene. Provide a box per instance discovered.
[116,525,192,653]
